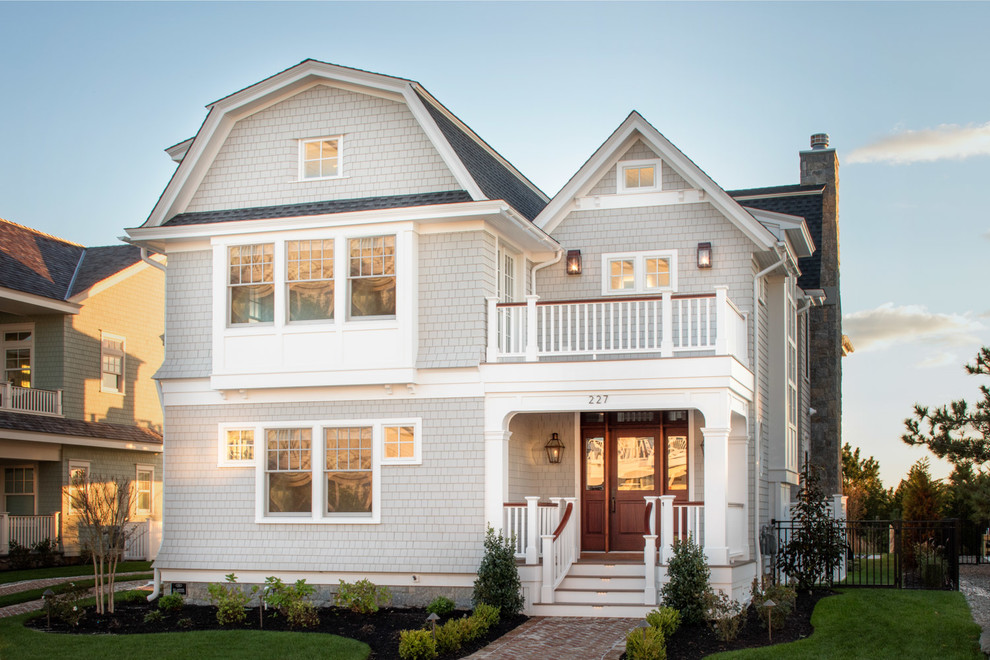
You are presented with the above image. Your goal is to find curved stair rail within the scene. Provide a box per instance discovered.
[643,496,659,604]
[540,497,577,603]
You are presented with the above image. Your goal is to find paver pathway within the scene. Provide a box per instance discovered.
[467,616,641,660]
[0,578,150,618]
[959,564,990,656]
[0,571,148,598]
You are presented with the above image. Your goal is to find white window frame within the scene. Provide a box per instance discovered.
[785,278,799,473]
[218,425,257,467]
[228,243,275,327]
[347,235,397,320]
[497,244,520,303]
[601,249,678,295]
[298,135,344,181]
[244,417,421,525]
[100,332,126,394]
[135,464,154,516]
[0,323,34,388]
[67,460,90,514]
[382,419,422,466]
[616,158,662,194]
[2,464,37,515]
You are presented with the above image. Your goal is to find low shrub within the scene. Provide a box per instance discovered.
[207,573,250,626]
[157,593,184,613]
[660,536,712,624]
[706,590,743,643]
[32,537,58,567]
[426,595,456,616]
[46,581,88,626]
[143,609,165,624]
[176,616,194,630]
[7,541,32,570]
[398,628,438,660]
[286,599,319,628]
[472,526,523,616]
[750,574,796,630]
[335,578,391,614]
[645,606,681,638]
[264,577,319,628]
[625,625,666,660]
[472,602,500,634]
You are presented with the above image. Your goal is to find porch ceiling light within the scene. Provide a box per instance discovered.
[697,242,712,269]
[566,249,582,275]
[545,432,565,464]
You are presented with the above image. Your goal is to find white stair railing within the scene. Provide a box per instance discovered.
[540,497,577,603]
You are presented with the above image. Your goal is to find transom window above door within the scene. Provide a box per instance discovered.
[601,250,678,295]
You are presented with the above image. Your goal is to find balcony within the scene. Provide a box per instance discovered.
[0,383,63,416]
[486,286,747,364]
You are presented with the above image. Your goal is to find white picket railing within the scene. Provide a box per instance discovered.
[0,383,62,415]
[487,287,747,363]
[123,519,163,561]
[1,512,60,551]
[540,497,578,603]
[503,498,560,562]
[674,502,705,545]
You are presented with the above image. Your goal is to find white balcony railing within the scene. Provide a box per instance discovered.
[0,383,63,416]
[487,287,747,363]
[503,498,560,562]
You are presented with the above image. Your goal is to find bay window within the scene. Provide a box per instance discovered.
[229,243,274,324]
[287,239,334,321]
[349,235,395,318]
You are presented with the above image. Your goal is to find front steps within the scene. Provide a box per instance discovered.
[528,559,658,618]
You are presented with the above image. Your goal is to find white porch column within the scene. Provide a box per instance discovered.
[0,512,8,554]
[525,295,539,362]
[644,534,658,605]
[659,495,676,564]
[702,426,731,565]
[525,496,540,565]
[486,297,499,363]
[660,292,673,357]
[484,430,511,530]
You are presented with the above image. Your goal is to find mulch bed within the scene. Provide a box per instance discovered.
[25,601,526,660]
[661,589,833,659]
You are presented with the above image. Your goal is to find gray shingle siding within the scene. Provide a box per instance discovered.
[157,250,212,379]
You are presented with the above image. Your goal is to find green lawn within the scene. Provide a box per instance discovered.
[0,596,370,660]
[0,561,153,584]
[0,573,154,608]
[710,589,981,659]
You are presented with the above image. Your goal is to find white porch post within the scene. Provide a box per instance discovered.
[644,534,658,605]
[549,497,563,528]
[660,292,673,357]
[0,512,8,554]
[714,286,729,355]
[525,496,540,565]
[541,535,554,603]
[832,494,848,521]
[525,295,539,362]
[484,430,511,530]
[659,495,676,564]
[702,426,731,565]
[486,297,499,363]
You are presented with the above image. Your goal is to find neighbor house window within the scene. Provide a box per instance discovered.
[67,460,89,513]
[100,333,125,393]
[135,465,154,516]
[325,427,373,514]
[3,466,35,515]
[299,137,341,180]
[602,250,677,295]
[349,236,395,318]
[617,159,661,193]
[220,428,255,466]
[287,239,334,321]
[266,428,312,515]
[0,325,32,387]
[229,243,274,325]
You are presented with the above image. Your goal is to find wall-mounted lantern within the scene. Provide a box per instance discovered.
[697,242,712,269]
[566,249,582,275]
[545,432,565,464]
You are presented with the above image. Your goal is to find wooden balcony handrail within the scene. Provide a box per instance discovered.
[643,499,654,531]
[495,292,718,308]
[502,501,559,508]
[551,502,573,541]
[674,500,706,507]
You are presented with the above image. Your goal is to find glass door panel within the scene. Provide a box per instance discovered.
[616,436,655,491]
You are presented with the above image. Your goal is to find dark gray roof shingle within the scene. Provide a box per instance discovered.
[728,186,825,290]
[0,411,162,445]
[164,191,474,226]
[68,245,144,297]
[416,91,548,222]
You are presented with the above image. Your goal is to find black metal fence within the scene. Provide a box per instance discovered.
[770,519,959,590]
[958,518,989,565]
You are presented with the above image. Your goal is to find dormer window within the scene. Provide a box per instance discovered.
[299,136,342,180]
[617,159,661,194]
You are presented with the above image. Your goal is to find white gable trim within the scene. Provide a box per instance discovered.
[746,208,815,258]
[536,113,777,250]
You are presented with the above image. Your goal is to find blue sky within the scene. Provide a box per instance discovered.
[2,1,988,487]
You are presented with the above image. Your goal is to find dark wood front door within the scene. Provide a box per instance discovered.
[609,428,660,551]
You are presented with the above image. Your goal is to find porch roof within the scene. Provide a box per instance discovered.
[0,412,162,447]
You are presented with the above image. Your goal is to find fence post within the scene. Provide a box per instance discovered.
[541,535,554,603]
[660,292,673,357]
[0,382,9,410]
[53,512,62,552]
[525,497,540,565]
[525,295,539,362]
[660,495,675,564]
[644,534,658,605]
[0,512,8,554]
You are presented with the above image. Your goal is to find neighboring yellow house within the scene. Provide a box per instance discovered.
[0,218,164,559]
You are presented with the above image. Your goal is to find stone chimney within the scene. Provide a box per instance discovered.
[800,134,842,495]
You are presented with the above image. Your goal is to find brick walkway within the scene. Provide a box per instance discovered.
[467,617,641,660]
[0,577,150,618]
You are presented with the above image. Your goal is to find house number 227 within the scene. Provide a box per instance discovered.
[588,395,608,404]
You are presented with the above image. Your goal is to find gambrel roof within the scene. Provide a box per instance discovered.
[144,60,549,228]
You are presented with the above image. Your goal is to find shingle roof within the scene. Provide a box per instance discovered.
[0,411,162,446]
[415,91,548,222]
[0,219,145,301]
[164,190,475,226]
[727,186,825,290]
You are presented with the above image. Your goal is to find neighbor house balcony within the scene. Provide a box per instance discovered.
[0,383,63,416]
[486,286,747,364]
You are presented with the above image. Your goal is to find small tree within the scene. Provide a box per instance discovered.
[660,535,712,625]
[775,459,845,590]
[69,472,135,614]
[472,526,523,616]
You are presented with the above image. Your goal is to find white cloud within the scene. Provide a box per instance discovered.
[848,122,990,165]
[983,229,990,241]
[916,351,958,369]
[843,303,984,352]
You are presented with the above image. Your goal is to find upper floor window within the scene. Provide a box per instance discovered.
[287,240,334,321]
[299,137,342,180]
[101,333,125,394]
[349,236,395,318]
[0,325,32,387]
[498,248,518,303]
[601,250,677,295]
[219,427,255,466]
[617,159,661,194]
[229,243,274,325]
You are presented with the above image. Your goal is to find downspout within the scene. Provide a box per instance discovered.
[752,242,787,575]
[530,249,563,296]
[140,248,166,272]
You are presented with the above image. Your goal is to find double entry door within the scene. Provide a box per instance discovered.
[580,412,689,552]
